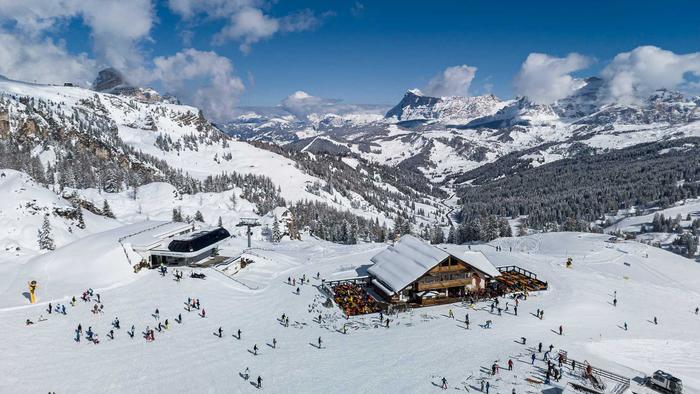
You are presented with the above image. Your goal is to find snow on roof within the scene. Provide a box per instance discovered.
[368,235,449,294]
[437,246,501,278]
[121,221,193,250]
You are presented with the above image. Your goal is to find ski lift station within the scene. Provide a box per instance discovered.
[121,221,231,267]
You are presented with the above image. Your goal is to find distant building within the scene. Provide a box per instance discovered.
[123,221,230,267]
[63,82,75,87]
[367,235,500,305]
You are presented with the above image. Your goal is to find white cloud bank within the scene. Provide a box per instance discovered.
[154,49,245,122]
[513,53,592,104]
[424,65,478,97]
[602,45,700,104]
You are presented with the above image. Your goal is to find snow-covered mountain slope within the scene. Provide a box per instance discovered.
[1,232,699,392]
[0,76,422,225]
[0,169,119,254]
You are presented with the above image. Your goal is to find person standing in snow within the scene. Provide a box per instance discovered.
[559,325,563,335]
[624,322,628,330]
[217,327,222,337]
[448,309,454,319]
[296,287,300,295]
[653,316,658,325]
[531,353,536,364]
[538,342,543,352]
[441,377,448,390]
[201,309,206,318]
[508,359,513,370]
[480,380,485,392]
[272,338,277,348]
[154,308,160,320]
[485,381,490,393]
[48,303,52,314]
[540,310,544,320]
[613,298,617,307]
[256,376,262,389]
[177,313,182,323]
[318,336,323,348]
[253,344,258,355]
[237,329,242,339]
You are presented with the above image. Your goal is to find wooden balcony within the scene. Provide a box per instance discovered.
[416,278,471,291]
[430,265,469,274]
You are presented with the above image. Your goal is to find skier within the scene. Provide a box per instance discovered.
[108,329,114,339]
[540,310,544,320]
[318,313,322,323]
[441,377,448,390]
[196,299,200,309]
[154,308,160,320]
[521,337,526,345]
[48,302,52,314]
[256,376,262,389]
[624,322,628,331]
[285,317,289,327]
[237,329,242,339]
[253,344,258,355]
[385,319,390,328]
[129,325,135,339]
[201,309,206,318]
[497,308,502,316]
[96,294,101,303]
[465,314,469,324]
[490,304,495,313]
[695,307,699,315]
[177,313,182,323]
[164,319,169,329]
[243,367,250,380]
[653,316,658,325]
[531,353,536,364]
[613,298,617,307]
[272,338,277,348]
[508,359,513,370]
[296,287,300,295]
[71,296,76,306]
[536,308,540,317]
[318,336,323,348]
[538,342,542,352]
[86,326,93,341]
[78,323,82,333]
[514,306,518,316]
[559,325,563,335]
[61,305,66,315]
[481,380,485,392]
[217,327,223,337]
[491,363,498,375]
[448,309,454,318]
[114,317,120,329]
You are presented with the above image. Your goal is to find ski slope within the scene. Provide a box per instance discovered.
[0,232,699,393]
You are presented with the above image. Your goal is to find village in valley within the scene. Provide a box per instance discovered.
[1,214,698,393]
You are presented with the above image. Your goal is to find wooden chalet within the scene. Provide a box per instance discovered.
[367,235,500,305]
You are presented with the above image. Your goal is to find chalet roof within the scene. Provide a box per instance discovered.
[437,246,501,278]
[368,236,500,295]
[368,235,449,294]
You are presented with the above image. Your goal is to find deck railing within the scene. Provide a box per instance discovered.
[497,265,538,279]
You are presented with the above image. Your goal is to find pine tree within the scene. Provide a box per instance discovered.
[194,210,204,222]
[102,200,115,219]
[76,205,86,229]
[172,207,183,222]
[217,216,223,228]
[431,224,445,244]
[272,215,281,243]
[446,225,456,243]
[38,215,55,251]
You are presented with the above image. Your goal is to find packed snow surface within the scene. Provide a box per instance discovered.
[1,233,699,393]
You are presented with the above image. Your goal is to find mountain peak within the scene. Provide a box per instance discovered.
[93,68,128,92]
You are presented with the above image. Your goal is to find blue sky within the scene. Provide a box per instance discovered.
[2,0,700,117]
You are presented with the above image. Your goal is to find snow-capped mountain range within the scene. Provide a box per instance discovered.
[224,77,700,183]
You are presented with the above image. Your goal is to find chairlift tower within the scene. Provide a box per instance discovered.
[236,218,261,248]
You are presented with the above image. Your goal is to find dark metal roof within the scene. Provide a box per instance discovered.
[167,227,230,253]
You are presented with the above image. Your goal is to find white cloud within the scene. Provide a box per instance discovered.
[167,1,328,53]
[424,65,478,97]
[280,91,383,119]
[350,2,365,17]
[602,46,700,104]
[513,53,592,104]
[213,7,279,53]
[153,49,245,122]
[0,0,154,72]
[0,32,96,85]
